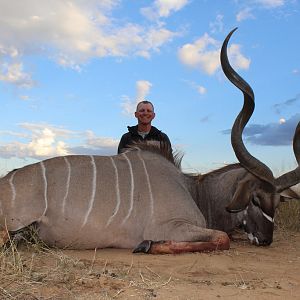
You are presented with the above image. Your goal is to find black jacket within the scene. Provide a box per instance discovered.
[117,125,172,154]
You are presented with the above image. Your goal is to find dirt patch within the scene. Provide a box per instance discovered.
[1,230,300,299]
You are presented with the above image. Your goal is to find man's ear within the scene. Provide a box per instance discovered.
[134,111,138,118]
[152,112,156,119]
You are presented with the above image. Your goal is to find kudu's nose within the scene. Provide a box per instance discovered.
[256,232,273,246]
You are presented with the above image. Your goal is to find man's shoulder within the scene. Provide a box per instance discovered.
[127,125,138,134]
[160,131,171,143]
[120,126,137,137]
[151,126,168,136]
[149,126,170,141]
[149,125,161,135]
[120,132,130,139]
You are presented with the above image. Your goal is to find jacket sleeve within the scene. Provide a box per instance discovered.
[160,132,173,153]
[161,133,172,147]
[117,134,128,154]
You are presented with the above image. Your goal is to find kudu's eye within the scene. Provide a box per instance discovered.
[252,196,261,207]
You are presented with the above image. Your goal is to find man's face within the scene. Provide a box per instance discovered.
[135,103,155,125]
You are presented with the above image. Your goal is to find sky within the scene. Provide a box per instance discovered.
[0,0,299,177]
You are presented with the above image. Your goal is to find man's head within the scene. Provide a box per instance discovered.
[135,100,155,126]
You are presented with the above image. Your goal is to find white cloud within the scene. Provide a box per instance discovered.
[0,123,71,159]
[178,33,220,75]
[131,26,178,58]
[236,8,255,22]
[255,0,285,8]
[279,118,286,124]
[146,27,177,51]
[228,44,251,70]
[178,33,250,75]
[141,0,189,19]
[197,86,207,95]
[0,123,118,159]
[0,0,178,87]
[0,45,34,87]
[120,95,134,116]
[27,128,68,157]
[121,80,153,116]
[156,0,189,17]
[19,95,30,101]
[0,62,34,88]
[209,14,224,33]
[85,130,119,149]
[136,80,152,101]
[0,45,19,58]
[182,79,207,95]
[236,0,286,23]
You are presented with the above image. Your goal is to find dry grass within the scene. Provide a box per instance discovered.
[275,199,300,232]
[0,227,172,299]
[0,202,299,299]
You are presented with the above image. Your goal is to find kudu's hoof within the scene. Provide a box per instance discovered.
[133,240,153,253]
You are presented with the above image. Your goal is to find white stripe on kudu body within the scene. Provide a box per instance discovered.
[40,161,48,217]
[9,170,17,209]
[137,151,154,218]
[82,156,97,227]
[122,153,135,225]
[106,156,121,227]
[62,156,71,215]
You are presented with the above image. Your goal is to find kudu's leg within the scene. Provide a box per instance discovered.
[134,224,230,254]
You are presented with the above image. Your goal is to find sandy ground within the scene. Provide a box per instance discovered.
[2,230,299,300]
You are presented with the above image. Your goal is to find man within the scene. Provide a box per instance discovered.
[118,100,172,154]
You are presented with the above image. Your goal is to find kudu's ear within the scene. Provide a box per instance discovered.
[226,174,255,213]
[280,188,300,201]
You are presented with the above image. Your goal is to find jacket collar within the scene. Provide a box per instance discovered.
[127,125,161,137]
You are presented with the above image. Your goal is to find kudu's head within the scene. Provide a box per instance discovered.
[221,28,300,246]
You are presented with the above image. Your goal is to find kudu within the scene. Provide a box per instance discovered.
[0,29,299,253]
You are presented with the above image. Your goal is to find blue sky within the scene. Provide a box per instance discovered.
[0,0,299,176]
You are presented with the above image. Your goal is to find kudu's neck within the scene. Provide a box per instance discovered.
[186,166,247,232]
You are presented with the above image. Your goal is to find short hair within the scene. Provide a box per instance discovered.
[136,100,154,112]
